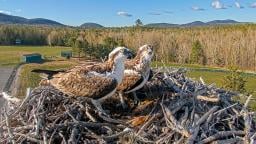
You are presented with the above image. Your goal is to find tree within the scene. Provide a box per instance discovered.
[222,66,246,93]
[67,36,76,47]
[72,36,89,58]
[135,19,143,27]
[47,31,66,46]
[190,40,206,65]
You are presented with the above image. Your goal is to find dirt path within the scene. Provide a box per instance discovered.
[0,64,23,110]
[0,67,14,92]
[0,67,14,110]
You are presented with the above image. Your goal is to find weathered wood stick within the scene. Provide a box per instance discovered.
[4,109,16,144]
[161,104,190,137]
[104,128,132,142]
[193,106,219,128]
[199,131,245,144]
[196,95,220,102]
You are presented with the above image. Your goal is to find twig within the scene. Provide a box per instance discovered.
[199,131,245,144]
[4,108,16,144]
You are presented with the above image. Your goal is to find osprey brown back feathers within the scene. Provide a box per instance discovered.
[32,47,133,99]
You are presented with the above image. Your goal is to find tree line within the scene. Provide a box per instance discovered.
[0,24,256,70]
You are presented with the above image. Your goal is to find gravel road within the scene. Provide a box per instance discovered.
[0,67,14,110]
[0,67,14,92]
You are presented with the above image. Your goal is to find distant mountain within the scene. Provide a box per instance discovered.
[27,18,64,26]
[80,23,104,28]
[181,21,208,27]
[144,23,178,28]
[0,13,248,28]
[0,13,64,26]
[207,19,240,25]
[145,20,243,28]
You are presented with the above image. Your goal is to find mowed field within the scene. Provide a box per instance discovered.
[0,46,255,109]
[0,46,72,96]
[0,46,72,66]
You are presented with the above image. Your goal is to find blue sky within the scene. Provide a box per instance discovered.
[0,0,256,26]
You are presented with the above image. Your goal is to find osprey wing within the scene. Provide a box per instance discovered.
[50,70,118,99]
[117,70,143,92]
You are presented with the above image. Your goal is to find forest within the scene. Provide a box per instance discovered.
[0,24,256,70]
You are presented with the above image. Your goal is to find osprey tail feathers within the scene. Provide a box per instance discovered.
[31,69,64,79]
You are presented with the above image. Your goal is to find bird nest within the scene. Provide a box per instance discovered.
[0,68,256,143]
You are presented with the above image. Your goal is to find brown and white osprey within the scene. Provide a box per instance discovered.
[32,47,133,114]
[117,44,154,108]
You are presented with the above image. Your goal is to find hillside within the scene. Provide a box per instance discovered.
[0,13,64,26]
[80,22,104,28]
[144,23,178,28]
[145,19,242,28]
[0,13,247,28]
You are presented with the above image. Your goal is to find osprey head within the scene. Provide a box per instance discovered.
[108,47,134,61]
[137,44,154,62]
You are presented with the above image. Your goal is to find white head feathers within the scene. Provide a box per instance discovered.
[139,44,154,62]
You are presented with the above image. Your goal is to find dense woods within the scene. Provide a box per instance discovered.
[0,24,256,70]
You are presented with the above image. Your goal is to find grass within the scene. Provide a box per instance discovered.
[186,70,256,93]
[152,61,224,70]
[0,46,71,66]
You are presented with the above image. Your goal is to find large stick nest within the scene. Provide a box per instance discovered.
[0,68,255,144]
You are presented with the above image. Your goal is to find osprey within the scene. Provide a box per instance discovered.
[32,47,133,114]
[117,44,154,108]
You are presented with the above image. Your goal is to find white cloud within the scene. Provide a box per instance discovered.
[250,2,256,8]
[117,11,132,17]
[234,2,244,9]
[191,6,205,11]
[211,0,226,9]
[0,10,11,15]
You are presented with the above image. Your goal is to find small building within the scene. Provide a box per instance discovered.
[22,53,43,63]
[15,39,21,45]
[61,51,72,59]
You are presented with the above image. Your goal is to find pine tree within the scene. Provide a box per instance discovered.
[190,40,206,65]
[223,66,246,93]
[135,19,143,27]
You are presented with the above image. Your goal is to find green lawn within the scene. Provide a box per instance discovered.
[186,70,256,93]
[0,46,71,66]
[152,61,224,70]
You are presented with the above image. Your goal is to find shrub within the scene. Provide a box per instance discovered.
[222,66,246,93]
[190,40,206,65]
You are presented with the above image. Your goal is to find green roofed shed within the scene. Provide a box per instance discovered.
[22,53,43,63]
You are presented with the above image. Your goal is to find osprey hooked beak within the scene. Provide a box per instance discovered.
[123,48,134,59]
[116,48,134,59]
[108,47,134,60]
[139,44,154,60]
